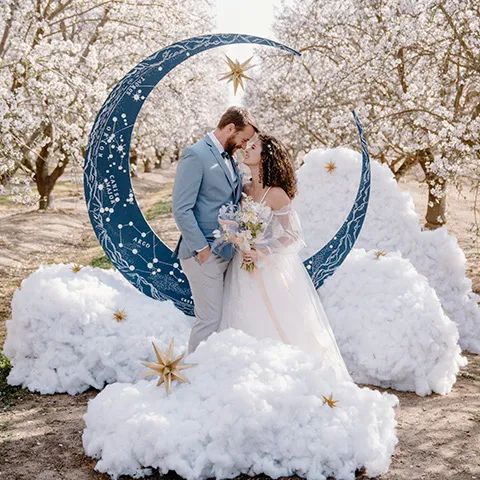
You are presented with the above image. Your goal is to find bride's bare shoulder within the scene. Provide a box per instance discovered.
[266,187,290,211]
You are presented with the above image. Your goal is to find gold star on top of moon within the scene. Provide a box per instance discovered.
[142,338,197,394]
[219,55,255,95]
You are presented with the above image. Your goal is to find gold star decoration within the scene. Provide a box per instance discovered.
[113,309,127,322]
[374,250,387,259]
[142,338,197,394]
[322,393,338,409]
[325,161,337,174]
[219,55,255,95]
[71,263,82,273]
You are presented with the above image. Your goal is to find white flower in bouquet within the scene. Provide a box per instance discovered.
[212,193,272,271]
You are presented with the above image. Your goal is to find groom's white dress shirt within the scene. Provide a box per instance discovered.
[196,131,236,254]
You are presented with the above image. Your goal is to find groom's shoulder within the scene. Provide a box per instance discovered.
[182,135,208,158]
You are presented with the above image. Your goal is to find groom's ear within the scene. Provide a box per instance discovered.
[225,123,237,134]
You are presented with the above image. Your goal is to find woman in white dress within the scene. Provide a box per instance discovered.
[219,133,352,383]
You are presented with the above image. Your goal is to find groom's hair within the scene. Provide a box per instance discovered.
[217,106,259,132]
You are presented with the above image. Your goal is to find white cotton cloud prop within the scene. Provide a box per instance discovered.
[82,328,398,480]
[3,264,192,394]
[293,147,480,353]
[4,252,467,397]
[318,248,466,396]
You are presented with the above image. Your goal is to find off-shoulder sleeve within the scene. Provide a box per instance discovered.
[254,204,306,258]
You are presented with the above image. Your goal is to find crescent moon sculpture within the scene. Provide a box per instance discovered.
[304,110,371,289]
[84,33,371,316]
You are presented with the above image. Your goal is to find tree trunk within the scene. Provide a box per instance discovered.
[36,155,60,210]
[34,124,68,210]
[154,147,164,169]
[416,148,447,229]
[143,158,153,173]
[37,173,54,210]
[392,154,417,180]
[130,149,138,177]
[174,146,180,163]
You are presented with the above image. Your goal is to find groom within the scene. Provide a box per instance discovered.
[172,106,258,354]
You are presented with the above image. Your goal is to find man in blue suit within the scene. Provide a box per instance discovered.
[172,106,258,353]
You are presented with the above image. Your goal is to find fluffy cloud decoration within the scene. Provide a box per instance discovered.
[293,147,480,353]
[3,264,192,394]
[318,248,466,396]
[83,328,399,480]
[4,251,467,397]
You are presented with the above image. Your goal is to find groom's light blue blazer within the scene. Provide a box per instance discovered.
[172,134,243,261]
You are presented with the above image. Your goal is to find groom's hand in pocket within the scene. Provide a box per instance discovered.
[196,246,211,264]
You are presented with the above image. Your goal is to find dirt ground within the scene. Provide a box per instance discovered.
[0,164,479,480]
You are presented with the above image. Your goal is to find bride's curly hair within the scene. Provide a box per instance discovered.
[258,133,297,199]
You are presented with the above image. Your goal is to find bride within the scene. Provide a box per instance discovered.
[218,133,352,383]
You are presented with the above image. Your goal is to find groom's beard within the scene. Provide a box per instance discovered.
[224,136,240,156]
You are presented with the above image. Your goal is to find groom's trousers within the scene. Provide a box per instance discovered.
[180,252,230,354]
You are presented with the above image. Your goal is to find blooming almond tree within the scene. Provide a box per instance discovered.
[245,0,480,229]
[134,54,229,174]
[0,0,225,209]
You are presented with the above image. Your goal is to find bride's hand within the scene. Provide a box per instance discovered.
[242,249,258,263]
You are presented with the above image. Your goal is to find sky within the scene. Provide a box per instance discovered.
[213,0,284,102]
[214,0,279,38]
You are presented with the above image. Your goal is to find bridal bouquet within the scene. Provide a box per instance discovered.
[212,193,271,271]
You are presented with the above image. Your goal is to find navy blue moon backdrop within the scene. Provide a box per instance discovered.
[83,33,371,316]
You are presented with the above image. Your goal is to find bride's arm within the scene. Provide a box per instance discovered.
[244,189,306,262]
[254,205,306,256]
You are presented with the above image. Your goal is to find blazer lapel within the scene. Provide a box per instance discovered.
[204,134,236,193]
[232,161,242,202]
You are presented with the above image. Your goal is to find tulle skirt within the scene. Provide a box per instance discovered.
[220,250,352,383]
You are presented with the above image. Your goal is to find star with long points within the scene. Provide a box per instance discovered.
[322,393,338,408]
[325,161,337,173]
[142,338,197,394]
[219,55,255,95]
[113,309,126,322]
